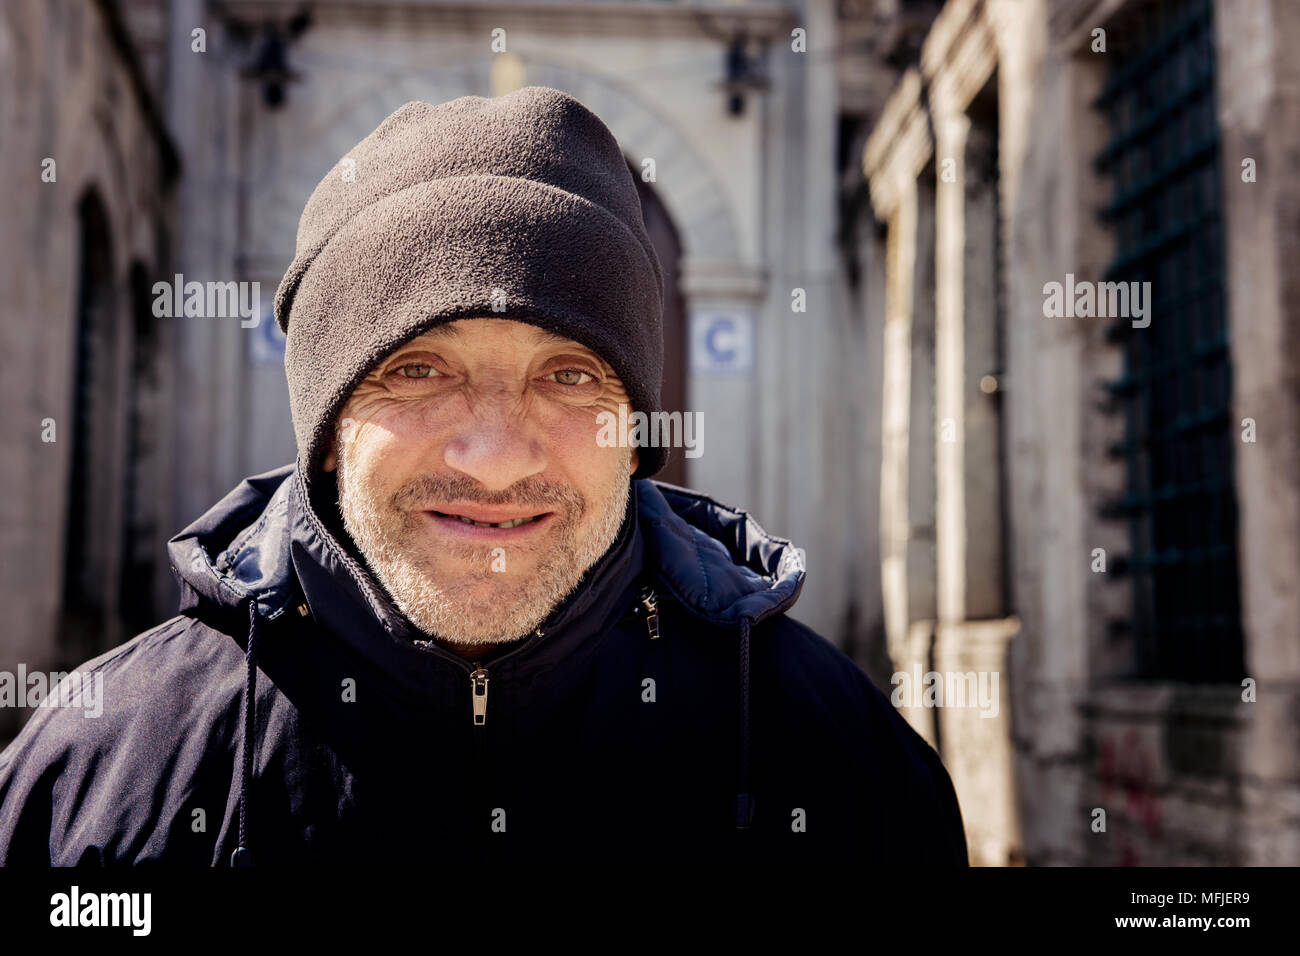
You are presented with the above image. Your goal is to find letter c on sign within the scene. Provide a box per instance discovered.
[705,318,737,365]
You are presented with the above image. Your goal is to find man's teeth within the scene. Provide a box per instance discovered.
[443,512,542,528]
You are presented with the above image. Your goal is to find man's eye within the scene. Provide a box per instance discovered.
[395,363,438,379]
[549,368,594,386]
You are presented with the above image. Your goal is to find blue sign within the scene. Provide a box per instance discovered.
[691,311,753,373]
[249,301,286,365]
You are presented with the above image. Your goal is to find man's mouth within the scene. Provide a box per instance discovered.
[428,509,546,530]
[421,504,553,535]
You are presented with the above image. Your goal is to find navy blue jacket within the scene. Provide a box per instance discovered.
[0,463,967,864]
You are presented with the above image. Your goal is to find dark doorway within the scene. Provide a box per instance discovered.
[630,160,688,487]
[60,188,121,662]
[119,262,164,635]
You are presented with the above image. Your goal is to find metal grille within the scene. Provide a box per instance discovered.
[1095,0,1243,681]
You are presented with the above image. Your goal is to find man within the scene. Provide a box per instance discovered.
[0,86,967,864]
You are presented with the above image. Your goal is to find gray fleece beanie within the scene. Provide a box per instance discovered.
[274,85,666,482]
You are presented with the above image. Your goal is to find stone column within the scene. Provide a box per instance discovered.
[934,111,970,629]
[879,174,941,743]
[934,108,1006,627]
[1214,0,1300,866]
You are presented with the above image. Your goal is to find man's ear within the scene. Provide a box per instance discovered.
[324,413,359,472]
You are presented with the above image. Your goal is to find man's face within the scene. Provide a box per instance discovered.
[323,318,638,655]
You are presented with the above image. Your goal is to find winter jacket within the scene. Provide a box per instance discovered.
[0,463,968,864]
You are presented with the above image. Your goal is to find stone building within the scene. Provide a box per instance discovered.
[860,0,1300,864]
[1,1,917,765]
[18,0,1288,869]
[0,0,178,743]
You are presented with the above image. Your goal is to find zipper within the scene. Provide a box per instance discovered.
[409,585,650,844]
[412,583,656,723]
[470,664,489,725]
[640,585,660,640]
[635,583,667,819]
[446,625,545,727]
[410,624,546,726]
[470,661,491,849]
[458,628,541,848]
[412,582,655,718]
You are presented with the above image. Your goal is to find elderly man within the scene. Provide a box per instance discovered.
[0,86,966,865]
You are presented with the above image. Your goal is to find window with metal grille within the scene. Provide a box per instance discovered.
[1095,0,1243,682]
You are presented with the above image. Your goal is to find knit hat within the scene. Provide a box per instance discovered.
[274,86,666,482]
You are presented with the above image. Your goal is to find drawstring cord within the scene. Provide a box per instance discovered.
[735,616,754,829]
[639,583,755,830]
[231,598,259,867]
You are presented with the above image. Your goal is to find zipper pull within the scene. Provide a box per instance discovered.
[640,586,660,641]
[470,664,489,726]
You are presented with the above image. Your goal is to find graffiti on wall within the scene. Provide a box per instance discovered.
[1097,727,1163,866]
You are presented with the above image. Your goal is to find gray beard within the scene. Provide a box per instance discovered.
[335,446,631,646]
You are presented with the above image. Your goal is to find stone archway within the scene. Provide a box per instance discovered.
[249,59,741,276]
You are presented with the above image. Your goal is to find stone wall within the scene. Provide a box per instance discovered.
[863,0,1300,865]
[0,0,177,746]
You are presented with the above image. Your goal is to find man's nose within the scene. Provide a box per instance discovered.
[442,403,546,491]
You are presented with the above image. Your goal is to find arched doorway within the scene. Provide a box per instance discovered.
[630,162,688,487]
[60,188,120,661]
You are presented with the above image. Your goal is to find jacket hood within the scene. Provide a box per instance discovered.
[167,463,806,633]
[167,462,807,862]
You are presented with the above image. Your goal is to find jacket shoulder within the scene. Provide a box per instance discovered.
[752,613,969,863]
[752,613,906,741]
[0,615,247,864]
[9,614,247,745]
